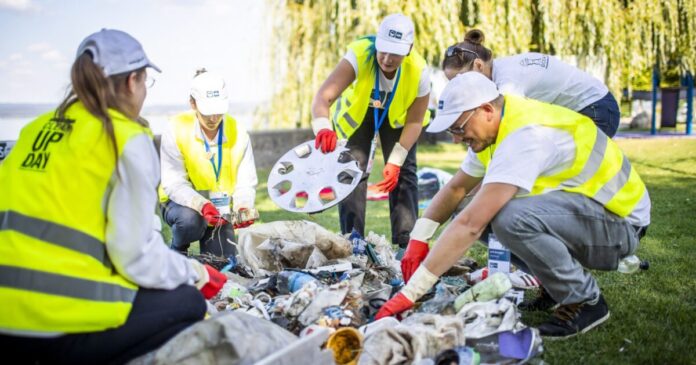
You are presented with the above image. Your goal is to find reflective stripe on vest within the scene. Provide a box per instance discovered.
[476,95,646,217]
[329,38,430,139]
[0,210,110,268]
[159,111,248,203]
[0,102,141,334]
[0,265,135,303]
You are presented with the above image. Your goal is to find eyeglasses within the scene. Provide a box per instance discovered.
[446,108,478,135]
[445,45,479,59]
[145,76,156,88]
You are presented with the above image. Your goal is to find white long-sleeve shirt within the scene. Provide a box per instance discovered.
[160,115,258,213]
[106,133,200,289]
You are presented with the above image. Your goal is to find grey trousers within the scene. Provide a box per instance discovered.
[489,191,642,305]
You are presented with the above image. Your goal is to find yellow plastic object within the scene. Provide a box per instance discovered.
[325,327,364,365]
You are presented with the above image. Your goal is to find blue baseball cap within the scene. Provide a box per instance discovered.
[76,29,161,76]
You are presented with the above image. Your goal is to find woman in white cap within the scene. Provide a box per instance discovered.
[311,13,431,249]
[442,29,620,137]
[160,68,258,258]
[0,29,226,364]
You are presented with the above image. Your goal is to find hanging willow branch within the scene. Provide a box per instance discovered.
[262,0,695,129]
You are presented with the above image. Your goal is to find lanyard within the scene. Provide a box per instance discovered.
[202,120,223,183]
[372,66,401,133]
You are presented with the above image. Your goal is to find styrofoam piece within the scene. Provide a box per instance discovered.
[267,140,362,213]
[307,262,353,274]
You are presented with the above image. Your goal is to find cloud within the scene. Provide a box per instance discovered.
[9,53,22,61]
[27,42,51,52]
[0,0,40,11]
[26,43,66,62]
[41,50,64,62]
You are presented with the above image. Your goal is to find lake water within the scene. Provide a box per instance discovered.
[0,103,257,141]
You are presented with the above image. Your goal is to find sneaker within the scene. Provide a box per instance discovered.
[538,294,610,340]
[518,287,558,311]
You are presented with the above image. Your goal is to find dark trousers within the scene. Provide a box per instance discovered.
[579,91,621,137]
[339,108,418,248]
[162,200,237,257]
[0,285,206,365]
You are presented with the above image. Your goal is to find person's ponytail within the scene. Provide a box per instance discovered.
[55,52,142,170]
[464,29,485,45]
[442,29,493,71]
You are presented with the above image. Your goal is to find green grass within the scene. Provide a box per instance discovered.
[251,138,696,364]
[161,139,695,362]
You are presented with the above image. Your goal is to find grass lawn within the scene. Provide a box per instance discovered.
[169,138,695,363]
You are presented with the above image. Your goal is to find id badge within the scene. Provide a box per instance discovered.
[365,135,378,174]
[209,191,231,216]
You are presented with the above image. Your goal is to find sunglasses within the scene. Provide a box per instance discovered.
[445,45,479,59]
[446,108,478,135]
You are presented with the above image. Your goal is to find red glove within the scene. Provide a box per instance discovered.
[374,163,400,193]
[201,202,227,226]
[401,239,429,283]
[200,264,228,299]
[315,129,337,154]
[375,293,414,320]
[233,208,255,229]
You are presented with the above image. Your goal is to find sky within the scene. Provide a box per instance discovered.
[0,0,272,106]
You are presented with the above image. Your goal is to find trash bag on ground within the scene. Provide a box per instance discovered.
[237,220,352,276]
[417,168,453,201]
[127,311,331,365]
[359,314,466,365]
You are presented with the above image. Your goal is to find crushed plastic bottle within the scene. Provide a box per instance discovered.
[454,272,512,312]
[276,271,318,294]
[617,255,649,274]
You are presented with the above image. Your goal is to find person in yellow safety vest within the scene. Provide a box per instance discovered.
[159,69,258,258]
[311,13,430,249]
[379,72,651,340]
[0,29,227,364]
[442,29,621,138]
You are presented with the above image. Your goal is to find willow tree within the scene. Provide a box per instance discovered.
[264,0,695,129]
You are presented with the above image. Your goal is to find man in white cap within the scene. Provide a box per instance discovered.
[160,69,258,258]
[378,72,651,339]
[310,14,431,250]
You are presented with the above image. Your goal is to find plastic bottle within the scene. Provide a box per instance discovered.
[617,255,650,274]
[277,271,318,294]
[454,272,512,312]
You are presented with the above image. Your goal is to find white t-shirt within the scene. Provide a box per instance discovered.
[344,49,430,110]
[460,125,651,226]
[492,53,608,111]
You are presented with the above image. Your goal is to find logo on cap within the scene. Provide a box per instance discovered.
[388,30,403,40]
[207,90,220,98]
[438,100,444,110]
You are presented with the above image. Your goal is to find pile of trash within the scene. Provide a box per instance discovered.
[131,220,544,365]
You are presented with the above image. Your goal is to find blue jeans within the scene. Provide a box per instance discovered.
[579,91,620,137]
[483,191,641,305]
[162,200,237,257]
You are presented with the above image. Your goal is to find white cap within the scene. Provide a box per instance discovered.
[76,29,161,77]
[190,71,229,116]
[427,72,500,133]
[375,14,414,56]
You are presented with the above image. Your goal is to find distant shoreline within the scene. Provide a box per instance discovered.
[0,102,261,118]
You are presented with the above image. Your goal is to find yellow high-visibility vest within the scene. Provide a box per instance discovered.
[477,95,646,217]
[0,102,142,335]
[329,37,430,139]
[159,111,248,203]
